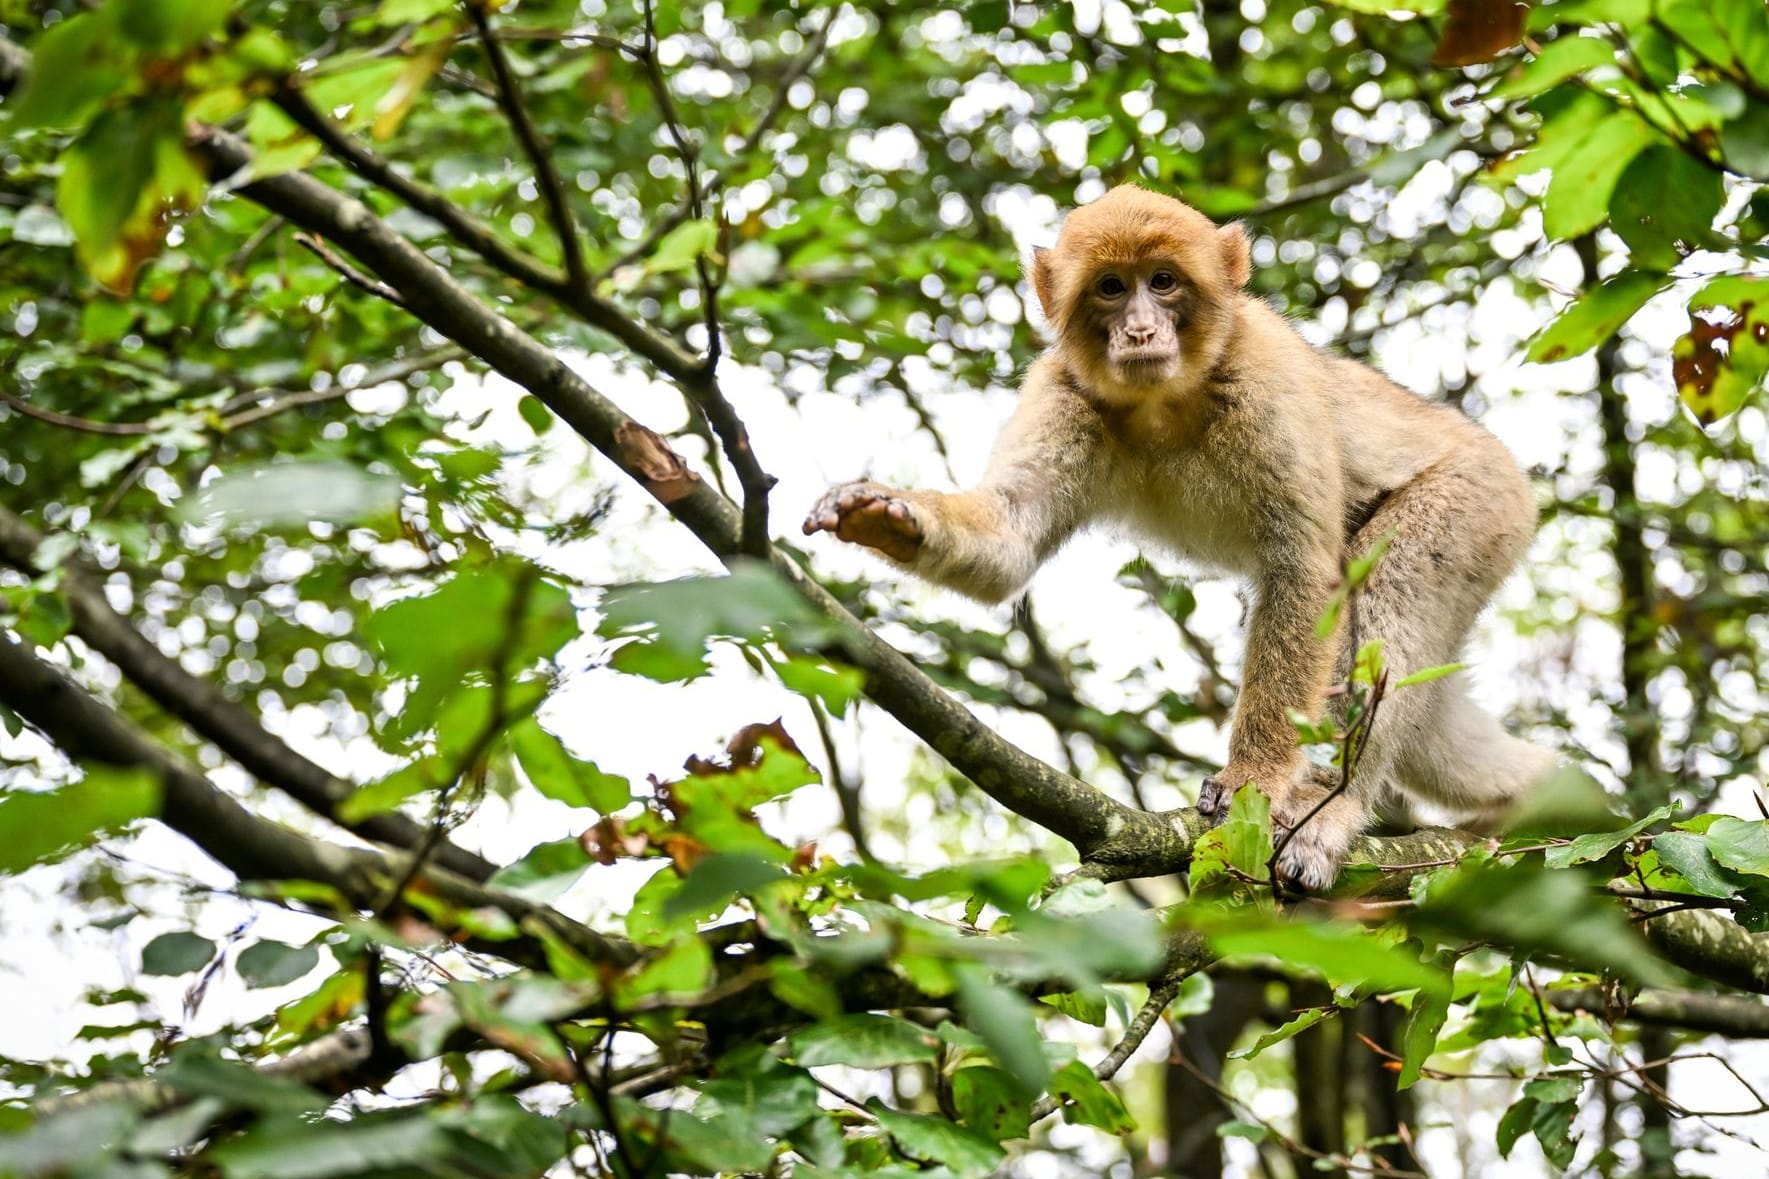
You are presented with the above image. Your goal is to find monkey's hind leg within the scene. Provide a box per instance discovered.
[1276,450,1544,887]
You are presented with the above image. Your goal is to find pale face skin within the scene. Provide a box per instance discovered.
[1077,259,1192,387]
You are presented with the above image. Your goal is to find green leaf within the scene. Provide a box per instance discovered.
[1543,803,1673,869]
[182,460,404,529]
[0,1101,141,1178]
[7,9,129,130]
[1217,1120,1270,1142]
[598,560,830,682]
[366,564,576,726]
[1526,271,1663,364]
[869,1101,1006,1178]
[696,1055,821,1139]
[0,768,161,875]
[489,837,595,902]
[159,1052,328,1114]
[647,219,720,276]
[378,0,462,23]
[1542,114,1657,240]
[119,0,231,54]
[1652,831,1741,898]
[1496,1095,1539,1158]
[954,968,1051,1094]
[1045,1058,1135,1133]
[1393,661,1466,690]
[211,1112,457,1179]
[952,1066,1032,1141]
[1673,275,1769,428]
[1706,817,1769,877]
[773,656,865,718]
[1190,784,1273,896]
[1609,147,1724,267]
[1489,34,1617,100]
[790,1014,940,1069]
[1720,99,1769,180]
[1398,976,1453,1089]
[1039,989,1107,1027]
[235,940,321,989]
[510,717,629,812]
[1206,919,1439,992]
[141,931,218,976]
[662,852,788,920]
[1416,860,1672,985]
[1229,1006,1332,1060]
[57,97,208,292]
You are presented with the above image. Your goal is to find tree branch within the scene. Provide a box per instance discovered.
[0,627,632,971]
[1550,987,1769,1039]
[0,506,494,881]
[7,39,1769,1001]
[466,1,590,291]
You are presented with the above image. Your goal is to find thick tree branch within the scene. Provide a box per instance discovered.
[0,506,494,882]
[1550,987,1769,1039]
[0,628,629,970]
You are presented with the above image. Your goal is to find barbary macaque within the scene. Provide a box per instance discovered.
[803,185,1555,889]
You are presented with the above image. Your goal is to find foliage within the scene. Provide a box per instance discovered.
[0,1,1764,1177]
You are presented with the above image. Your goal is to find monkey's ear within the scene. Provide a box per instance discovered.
[1029,245,1058,321]
[1218,222,1251,288]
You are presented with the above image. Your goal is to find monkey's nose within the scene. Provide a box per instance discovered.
[1124,325,1158,345]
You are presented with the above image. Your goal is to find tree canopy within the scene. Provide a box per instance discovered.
[0,1,1767,1176]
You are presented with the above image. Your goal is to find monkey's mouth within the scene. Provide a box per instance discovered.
[1111,349,1179,382]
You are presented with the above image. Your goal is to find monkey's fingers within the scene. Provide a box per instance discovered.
[1196,775,1233,822]
[832,498,922,563]
[803,482,889,536]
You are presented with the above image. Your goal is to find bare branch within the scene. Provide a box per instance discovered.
[1029,972,1189,1122]
[466,1,590,291]
[295,232,407,304]
[635,0,775,554]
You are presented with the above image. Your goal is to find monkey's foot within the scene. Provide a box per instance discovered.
[1273,832,1343,893]
[802,482,923,563]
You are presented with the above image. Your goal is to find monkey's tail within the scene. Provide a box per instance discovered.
[1402,679,1559,827]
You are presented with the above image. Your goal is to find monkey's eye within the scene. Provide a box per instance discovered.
[1098,275,1127,298]
[1150,271,1177,293]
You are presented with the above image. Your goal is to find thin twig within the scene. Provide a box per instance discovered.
[636,0,775,555]
[1029,975,1185,1121]
[467,1,590,290]
[296,232,407,304]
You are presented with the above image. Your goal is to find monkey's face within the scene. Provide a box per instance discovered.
[1029,185,1251,403]
[1080,262,1189,386]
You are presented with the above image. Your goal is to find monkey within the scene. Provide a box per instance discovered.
[802,184,1555,890]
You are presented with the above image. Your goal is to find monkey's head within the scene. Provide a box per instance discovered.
[1029,186,1250,401]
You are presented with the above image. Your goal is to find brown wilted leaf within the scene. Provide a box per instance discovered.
[683,719,802,776]
[580,814,649,864]
[1433,0,1528,67]
[661,833,709,872]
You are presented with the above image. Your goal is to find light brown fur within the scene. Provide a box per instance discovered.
[804,185,1555,888]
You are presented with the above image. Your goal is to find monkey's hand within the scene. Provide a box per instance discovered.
[802,482,924,563]
[1198,763,1284,823]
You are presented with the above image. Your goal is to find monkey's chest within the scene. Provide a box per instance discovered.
[1105,462,1261,575]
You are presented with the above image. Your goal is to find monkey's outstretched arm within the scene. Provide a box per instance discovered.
[804,378,1101,603]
